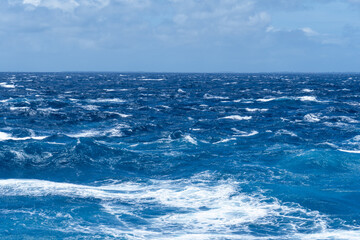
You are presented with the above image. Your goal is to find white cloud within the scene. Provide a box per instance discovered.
[20,0,115,11]
[19,0,150,11]
[301,27,319,37]
[22,0,80,11]
[2,0,360,72]
[0,0,355,53]
[114,0,150,8]
[23,0,41,6]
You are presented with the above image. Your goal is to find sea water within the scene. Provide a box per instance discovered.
[1,72,360,239]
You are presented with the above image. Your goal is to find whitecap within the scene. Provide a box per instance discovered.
[302,89,314,93]
[68,130,104,138]
[256,96,323,103]
[88,98,126,103]
[296,229,360,240]
[304,113,321,123]
[245,108,268,112]
[297,96,319,102]
[0,131,47,141]
[67,124,129,138]
[9,106,30,111]
[256,98,276,102]
[80,105,99,110]
[232,128,259,137]
[177,88,186,93]
[46,142,67,145]
[275,130,298,137]
[338,149,360,154]
[37,107,59,112]
[0,98,12,103]
[0,82,15,88]
[239,131,259,137]
[203,94,229,100]
[0,174,331,239]
[140,78,165,81]
[234,99,253,103]
[104,111,131,118]
[213,138,236,144]
[350,135,360,142]
[221,115,252,121]
[9,150,29,161]
[158,105,171,109]
[318,142,338,148]
[183,135,197,145]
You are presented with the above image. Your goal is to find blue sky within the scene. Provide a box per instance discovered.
[1,0,360,72]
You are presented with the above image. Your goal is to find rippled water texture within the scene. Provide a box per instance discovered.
[1,73,360,239]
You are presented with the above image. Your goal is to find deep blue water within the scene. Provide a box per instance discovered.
[1,73,360,239]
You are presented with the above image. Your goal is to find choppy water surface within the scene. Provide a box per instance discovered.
[1,73,360,239]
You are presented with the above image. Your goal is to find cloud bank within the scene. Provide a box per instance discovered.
[1,0,360,71]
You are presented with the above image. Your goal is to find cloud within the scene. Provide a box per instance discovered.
[3,0,275,49]
[22,0,80,11]
[301,27,318,37]
[1,0,348,49]
[18,0,150,11]
[1,0,360,71]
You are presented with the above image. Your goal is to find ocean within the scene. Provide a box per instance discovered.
[1,72,360,239]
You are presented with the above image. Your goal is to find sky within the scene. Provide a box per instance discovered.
[1,0,360,72]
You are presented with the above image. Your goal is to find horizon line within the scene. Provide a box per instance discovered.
[1,71,360,74]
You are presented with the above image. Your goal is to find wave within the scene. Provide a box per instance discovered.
[0,173,337,239]
[67,125,129,138]
[203,94,229,100]
[302,89,314,93]
[295,230,360,240]
[304,113,321,122]
[335,116,359,124]
[177,88,186,93]
[338,149,360,154]
[256,97,277,102]
[233,99,253,103]
[0,82,15,88]
[140,78,165,81]
[245,108,268,112]
[275,130,298,137]
[213,138,236,144]
[104,111,132,118]
[256,96,324,103]
[221,115,252,121]
[87,98,126,103]
[237,130,259,137]
[183,134,198,145]
[80,104,100,110]
[9,106,30,111]
[297,96,319,102]
[0,131,47,141]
